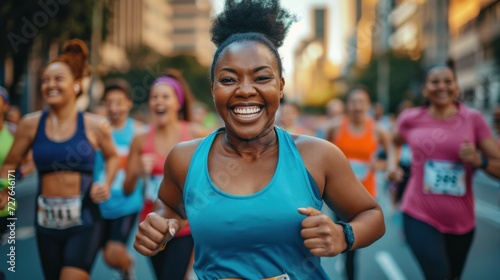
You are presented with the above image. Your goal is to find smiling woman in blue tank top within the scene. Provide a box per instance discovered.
[133,1,385,279]
[0,39,120,280]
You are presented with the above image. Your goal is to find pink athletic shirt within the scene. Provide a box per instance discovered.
[397,103,492,234]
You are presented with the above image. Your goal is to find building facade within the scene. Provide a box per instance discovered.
[103,0,214,69]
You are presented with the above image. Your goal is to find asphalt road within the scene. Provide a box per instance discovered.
[1,171,499,280]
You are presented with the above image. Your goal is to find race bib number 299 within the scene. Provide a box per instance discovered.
[424,160,466,196]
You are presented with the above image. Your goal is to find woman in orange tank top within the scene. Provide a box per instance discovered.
[325,85,394,280]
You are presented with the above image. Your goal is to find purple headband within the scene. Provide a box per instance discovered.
[0,86,9,104]
[151,76,185,108]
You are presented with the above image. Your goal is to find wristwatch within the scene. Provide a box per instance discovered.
[336,221,354,253]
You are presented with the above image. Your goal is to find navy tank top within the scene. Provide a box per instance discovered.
[32,110,99,232]
[33,110,95,175]
[184,127,330,279]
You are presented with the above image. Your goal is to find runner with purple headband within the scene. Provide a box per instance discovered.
[124,69,205,279]
[150,76,185,108]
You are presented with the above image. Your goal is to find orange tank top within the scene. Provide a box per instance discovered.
[333,118,378,197]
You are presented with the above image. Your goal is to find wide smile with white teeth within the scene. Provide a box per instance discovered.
[47,90,60,97]
[232,106,262,119]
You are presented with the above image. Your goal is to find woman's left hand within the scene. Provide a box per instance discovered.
[298,207,346,257]
[459,141,481,167]
[90,183,110,203]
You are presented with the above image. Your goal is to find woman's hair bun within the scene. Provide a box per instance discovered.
[62,39,89,66]
[210,0,297,48]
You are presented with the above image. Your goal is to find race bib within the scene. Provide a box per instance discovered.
[349,160,370,181]
[145,175,163,202]
[424,160,466,196]
[37,195,83,229]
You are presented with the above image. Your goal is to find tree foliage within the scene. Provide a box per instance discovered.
[0,0,109,105]
[352,51,424,113]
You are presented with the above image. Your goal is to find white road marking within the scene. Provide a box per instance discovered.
[476,199,500,226]
[375,251,407,280]
[16,226,36,240]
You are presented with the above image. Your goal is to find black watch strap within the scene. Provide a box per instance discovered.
[336,221,354,253]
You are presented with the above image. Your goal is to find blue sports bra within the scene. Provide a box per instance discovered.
[32,110,95,176]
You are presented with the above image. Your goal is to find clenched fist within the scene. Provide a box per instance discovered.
[459,140,481,167]
[134,212,179,256]
[90,183,110,203]
[298,207,347,257]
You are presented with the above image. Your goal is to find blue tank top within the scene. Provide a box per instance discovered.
[33,110,95,175]
[94,118,144,219]
[184,127,330,279]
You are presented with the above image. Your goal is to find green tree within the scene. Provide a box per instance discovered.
[353,51,424,113]
[1,0,109,105]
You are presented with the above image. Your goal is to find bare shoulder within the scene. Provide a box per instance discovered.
[168,138,204,166]
[293,134,343,172]
[82,112,112,137]
[323,119,341,139]
[83,112,109,127]
[166,138,204,188]
[293,134,340,160]
[291,134,345,194]
[132,120,147,133]
[17,111,43,139]
[19,111,43,128]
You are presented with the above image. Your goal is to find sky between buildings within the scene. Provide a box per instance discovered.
[211,0,351,92]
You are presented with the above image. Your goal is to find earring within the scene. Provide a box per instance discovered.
[74,85,80,92]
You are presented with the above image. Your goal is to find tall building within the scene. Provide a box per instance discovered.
[449,0,500,111]
[102,0,214,70]
[108,0,144,50]
[422,0,450,65]
[142,0,172,56]
[293,7,335,106]
[389,0,425,60]
[168,0,213,66]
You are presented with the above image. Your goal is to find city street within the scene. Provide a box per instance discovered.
[1,171,499,280]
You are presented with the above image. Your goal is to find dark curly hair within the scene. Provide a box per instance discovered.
[209,0,297,84]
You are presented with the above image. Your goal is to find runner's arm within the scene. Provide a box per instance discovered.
[0,116,37,178]
[95,117,119,190]
[123,135,145,194]
[0,115,37,209]
[321,141,386,251]
[477,138,500,179]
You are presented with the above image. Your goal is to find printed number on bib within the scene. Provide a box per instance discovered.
[145,175,163,201]
[424,160,466,196]
[349,160,370,181]
[37,195,83,229]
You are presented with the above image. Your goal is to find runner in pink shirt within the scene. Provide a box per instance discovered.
[390,63,500,280]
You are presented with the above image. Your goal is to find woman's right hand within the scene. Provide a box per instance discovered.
[386,166,404,183]
[134,212,179,256]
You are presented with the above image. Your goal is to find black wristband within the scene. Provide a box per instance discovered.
[336,221,354,253]
[480,155,488,169]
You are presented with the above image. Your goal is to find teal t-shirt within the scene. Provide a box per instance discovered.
[93,118,143,219]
